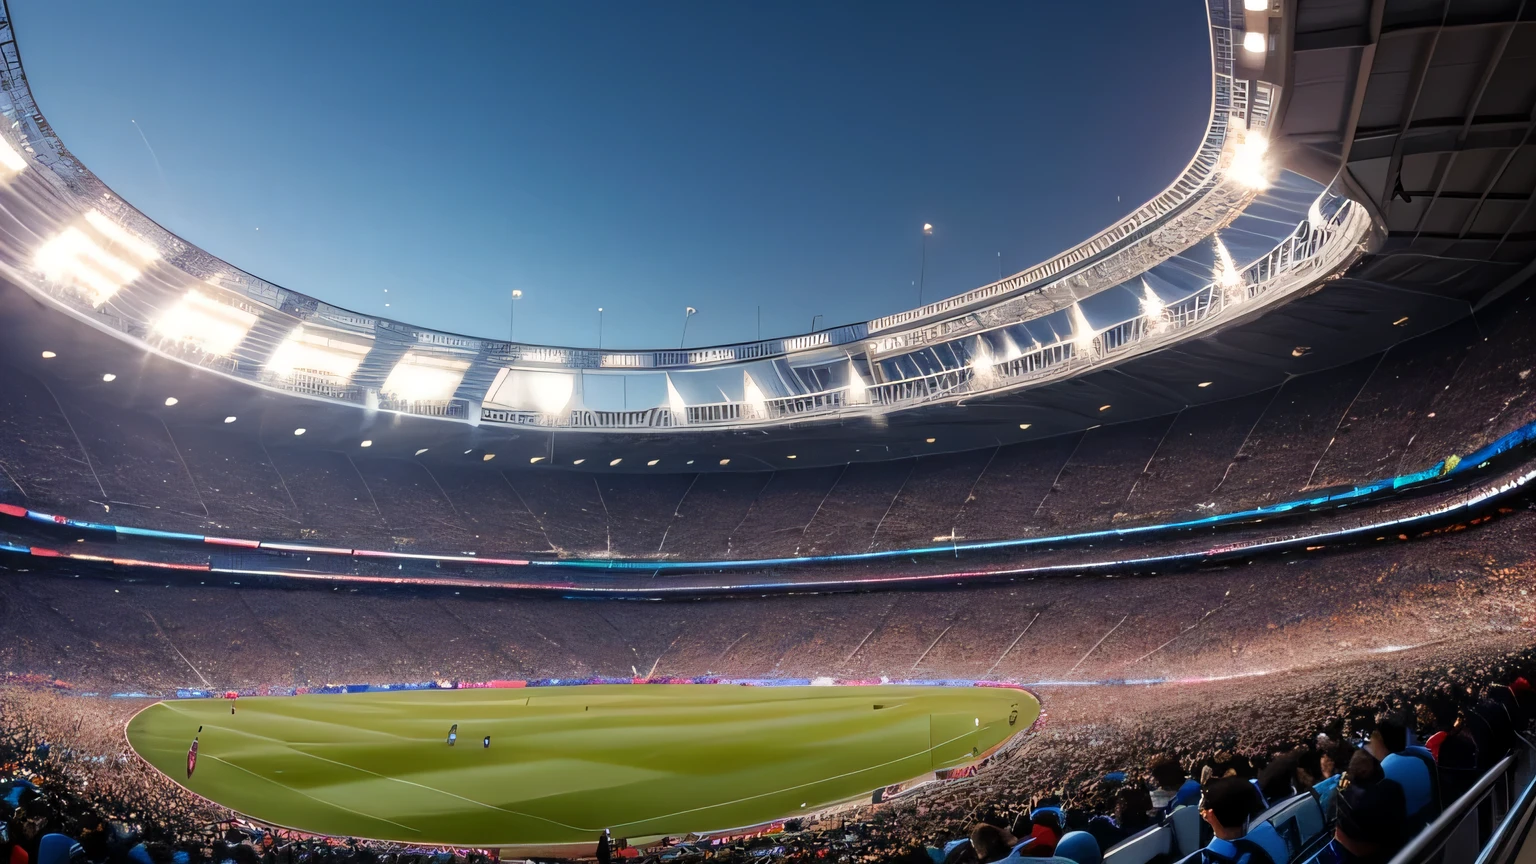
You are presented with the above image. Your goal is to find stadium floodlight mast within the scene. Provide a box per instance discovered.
[597,307,604,349]
[918,223,934,305]
[680,306,697,348]
[509,289,522,341]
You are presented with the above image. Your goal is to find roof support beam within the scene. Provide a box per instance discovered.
[1379,1,1451,225]
[1413,3,1526,244]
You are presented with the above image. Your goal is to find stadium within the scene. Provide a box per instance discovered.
[1,0,1536,862]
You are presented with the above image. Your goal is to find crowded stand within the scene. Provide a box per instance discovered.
[0,291,1533,568]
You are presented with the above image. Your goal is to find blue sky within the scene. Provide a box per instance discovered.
[14,1,1211,350]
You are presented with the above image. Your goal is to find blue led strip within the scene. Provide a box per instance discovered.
[0,420,1532,573]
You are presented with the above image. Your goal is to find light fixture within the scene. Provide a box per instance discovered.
[382,352,472,403]
[224,416,237,424]
[610,458,623,466]
[163,397,178,406]
[686,460,695,465]
[1229,133,1271,190]
[1242,31,1267,53]
[1198,382,1212,388]
[647,459,660,466]
[267,326,372,384]
[787,454,797,459]
[925,437,936,444]
[482,454,495,462]
[360,440,373,448]
[573,458,585,465]
[1393,317,1409,326]
[415,448,429,456]
[1292,346,1311,358]
[1243,0,1268,9]
[101,373,116,382]
[293,428,306,436]
[719,458,731,466]
[1019,423,1031,430]
[464,450,473,455]
[0,138,27,174]
[1099,404,1111,412]
[40,350,56,358]
[151,290,258,357]
[530,456,545,464]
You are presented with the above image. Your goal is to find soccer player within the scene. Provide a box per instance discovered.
[447,723,458,746]
[483,736,491,748]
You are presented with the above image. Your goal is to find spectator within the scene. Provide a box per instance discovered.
[1313,738,1357,816]
[1148,755,1201,813]
[1196,777,1275,864]
[1366,712,1436,822]
[1318,752,1408,864]
[968,824,1016,864]
[1257,752,1299,804]
[1008,810,1061,858]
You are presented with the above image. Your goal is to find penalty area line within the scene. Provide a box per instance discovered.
[199,754,421,835]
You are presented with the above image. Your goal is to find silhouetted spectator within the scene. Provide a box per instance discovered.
[1197,777,1275,864]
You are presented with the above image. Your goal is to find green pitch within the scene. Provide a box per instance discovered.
[126,685,1036,847]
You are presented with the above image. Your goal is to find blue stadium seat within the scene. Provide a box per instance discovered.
[1056,831,1103,864]
[1243,821,1290,864]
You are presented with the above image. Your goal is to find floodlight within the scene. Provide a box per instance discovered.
[381,352,471,403]
[152,290,258,357]
[1229,131,1271,190]
[267,326,372,383]
[0,139,27,174]
[1242,31,1267,53]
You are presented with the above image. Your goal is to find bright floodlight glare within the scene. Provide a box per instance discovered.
[1213,236,1244,290]
[1229,131,1272,189]
[609,458,622,466]
[360,440,373,448]
[381,352,471,402]
[267,326,372,383]
[101,373,116,382]
[573,458,586,465]
[647,459,660,466]
[1070,303,1096,352]
[1019,423,1031,430]
[530,456,545,464]
[0,138,28,174]
[719,458,731,466]
[83,211,160,262]
[742,371,769,416]
[293,428,306,436]
[35,227,143,307]
[152,290,258,357]
[1139,279,1165,318]
[415,448,429,455]
[925,437,936,444]
[1243,31,1267,53]
[163,397,178,406]
[846,360,869,404]
[40,350,55,358]
[223,416,237,424]
[1244,0,1268,9]
[482,454,495,462]
[665,374,689,421]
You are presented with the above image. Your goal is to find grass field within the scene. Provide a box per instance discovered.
[125,685,1037,847]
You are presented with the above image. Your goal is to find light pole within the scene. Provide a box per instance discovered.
[680,306,697,348]
[509,289,522,341]
[918,223,933,305]
[597,307,604,350]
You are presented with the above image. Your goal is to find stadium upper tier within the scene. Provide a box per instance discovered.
[0,0,1367,436]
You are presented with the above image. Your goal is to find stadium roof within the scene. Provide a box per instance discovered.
[0,0,1530,469]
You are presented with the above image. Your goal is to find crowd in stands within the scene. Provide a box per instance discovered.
[2,662,1533,864]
